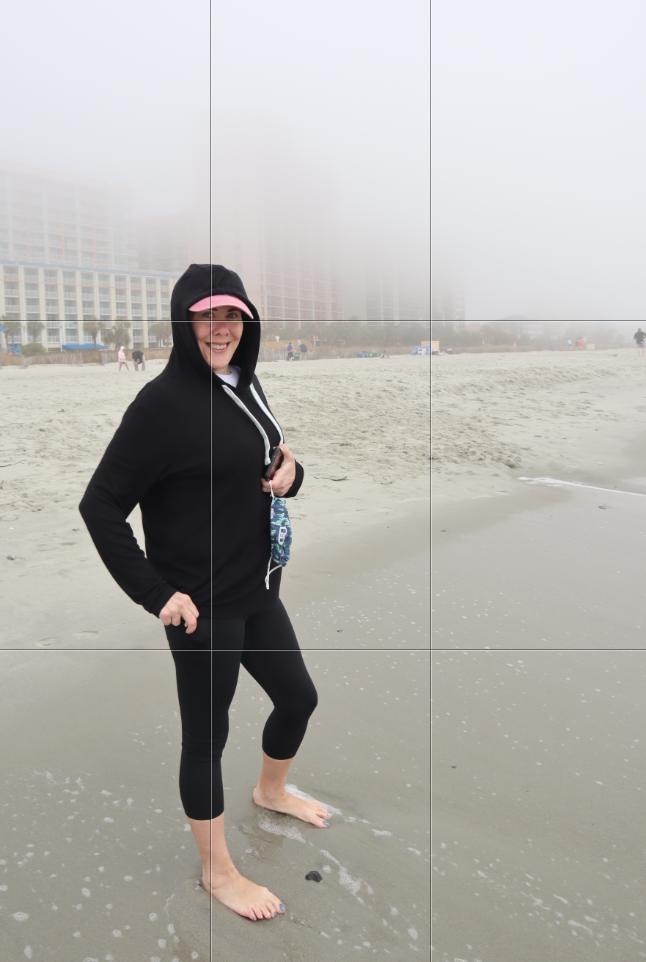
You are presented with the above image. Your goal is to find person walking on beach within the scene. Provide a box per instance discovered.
[634,328,646,356]
[117,345,129,371]
[80,264,328,924]
[299,341,308,360]
[132,348,146,371]
[286,341,294,361]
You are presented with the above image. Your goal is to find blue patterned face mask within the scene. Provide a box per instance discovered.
[265,480,292,587]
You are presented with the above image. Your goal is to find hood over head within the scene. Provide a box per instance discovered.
[169,264,261,386]
[171,264,259,321]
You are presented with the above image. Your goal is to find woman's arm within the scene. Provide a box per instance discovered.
[79,398,176,616]
[260,444,304,497]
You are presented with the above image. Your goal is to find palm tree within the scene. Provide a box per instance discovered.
[27,321,45,343]
[104,324,131,349]
[149,321,172,347]
[3,321,22,346]
[82,321,106,349]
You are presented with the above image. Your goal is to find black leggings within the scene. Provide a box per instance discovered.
[165,601,318,820]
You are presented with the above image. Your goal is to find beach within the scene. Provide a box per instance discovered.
[0,353,430,960]
[432,347,646,960]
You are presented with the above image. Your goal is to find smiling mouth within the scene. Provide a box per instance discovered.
[208,342,230,352]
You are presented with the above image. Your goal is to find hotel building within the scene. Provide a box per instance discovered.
[0,162,175,322]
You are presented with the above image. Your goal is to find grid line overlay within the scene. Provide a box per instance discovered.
[209,0,213,949]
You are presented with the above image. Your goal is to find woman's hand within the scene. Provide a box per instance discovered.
[159,592,200,633]
[261,444,297,497]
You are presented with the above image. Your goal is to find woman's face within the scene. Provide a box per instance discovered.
[191,315,244,371]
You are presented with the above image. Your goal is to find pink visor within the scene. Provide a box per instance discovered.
[189,294,253,318]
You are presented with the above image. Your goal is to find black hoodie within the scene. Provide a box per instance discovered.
[171,263,260,321]
[79,267,303,619]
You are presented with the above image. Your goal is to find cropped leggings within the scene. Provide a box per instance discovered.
[165,601,318,820]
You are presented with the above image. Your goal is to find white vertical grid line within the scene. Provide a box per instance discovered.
[209,0,213,953]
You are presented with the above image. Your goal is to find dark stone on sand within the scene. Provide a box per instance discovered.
[7,555,15,561]
[305,871,323,882]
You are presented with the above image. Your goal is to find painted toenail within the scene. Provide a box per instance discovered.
[279,903,285,911]
[323,820,329,825]
[273,911,277,917]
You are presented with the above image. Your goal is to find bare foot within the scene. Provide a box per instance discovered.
[253,786,330,827]
[203,865,285,921]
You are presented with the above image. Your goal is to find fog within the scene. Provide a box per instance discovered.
[432,0,646,321]
[0,0,429,318]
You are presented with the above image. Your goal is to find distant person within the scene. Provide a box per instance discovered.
[132,348,146,372]
[117,346,129,371]
[380,350,388,358]
[567,339,572,349]
[513,342,517,351]
[577,337,585,350]
[634,328,646,356]
[299,341,308,360]
[286,341,294,361]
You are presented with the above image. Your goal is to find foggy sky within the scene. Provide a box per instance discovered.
[1,0,429,268]
[432,0,646,321]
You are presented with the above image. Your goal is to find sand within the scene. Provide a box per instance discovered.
[432,348,646,506]
[432,349,646,649]
[0,355,429,650]
[433,650,646,962]
[0,353,430,959]
[432,347,646,959]
[0,647,429,962]
[0,357,429,648]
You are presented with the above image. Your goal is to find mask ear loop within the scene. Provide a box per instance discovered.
[265,479,281,588]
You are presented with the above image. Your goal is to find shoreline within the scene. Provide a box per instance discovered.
[432,348,646,519]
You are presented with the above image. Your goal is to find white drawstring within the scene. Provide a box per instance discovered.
[221,385,285,588]
[220,384,272,464]
[250,384,284,445]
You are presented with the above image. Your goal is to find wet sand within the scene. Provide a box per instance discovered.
[432,477,646,649]
[432,348,646,958]
[0,648,429,961]
[433,649,646,961]
[0,498,429,651]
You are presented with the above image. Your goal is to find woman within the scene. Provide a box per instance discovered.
[80,264,328,923]
[117,345,129,371]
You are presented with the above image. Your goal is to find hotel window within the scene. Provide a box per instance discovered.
[65,322,78,339]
